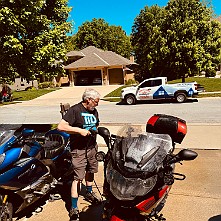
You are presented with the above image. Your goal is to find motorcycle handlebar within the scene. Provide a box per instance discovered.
[89,128,98,136]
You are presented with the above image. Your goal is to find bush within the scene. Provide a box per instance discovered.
[38,82,53,89]
[125,79,138,85]
[25,86,37,91]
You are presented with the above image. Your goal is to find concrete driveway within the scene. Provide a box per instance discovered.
[15,149,221,221]
[24,85,120,106]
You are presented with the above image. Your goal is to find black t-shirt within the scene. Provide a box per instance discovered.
[63,102,99,150]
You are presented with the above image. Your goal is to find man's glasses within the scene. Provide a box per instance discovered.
[90,98,99,105]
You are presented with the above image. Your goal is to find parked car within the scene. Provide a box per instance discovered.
[78,77,89,85]
[92,77,102,85]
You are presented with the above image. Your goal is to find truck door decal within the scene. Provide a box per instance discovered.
[188,88,194,96]
[137,88,151,99]
[153,86,170,99]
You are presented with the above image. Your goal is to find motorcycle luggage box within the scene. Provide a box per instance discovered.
[146,114,187,144]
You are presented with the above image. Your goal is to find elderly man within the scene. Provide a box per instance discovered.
[57,88,101,221]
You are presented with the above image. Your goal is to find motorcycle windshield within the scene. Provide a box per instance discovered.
[113,125,173,172]
[0,130,16,146]
[107,125,173,200]
[0,124,22,147]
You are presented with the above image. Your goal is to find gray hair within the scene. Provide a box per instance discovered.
[82,88,101,101]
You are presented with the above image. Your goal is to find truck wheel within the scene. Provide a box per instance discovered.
[125,95,136,105]
[175,93,187,103]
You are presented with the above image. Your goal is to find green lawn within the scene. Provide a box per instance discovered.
[12,88,59,101]
[168,77,221,92]
[0,88,59,105]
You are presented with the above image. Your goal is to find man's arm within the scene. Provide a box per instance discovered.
[57,119,90,136]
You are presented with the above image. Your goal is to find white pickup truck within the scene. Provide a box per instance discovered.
[121,77,198,104]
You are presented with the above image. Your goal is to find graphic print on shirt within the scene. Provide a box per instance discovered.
[81,112,97,131]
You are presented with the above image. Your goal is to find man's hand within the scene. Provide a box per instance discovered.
[80,129,91,136]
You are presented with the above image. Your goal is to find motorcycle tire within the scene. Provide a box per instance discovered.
[0,199,13,221]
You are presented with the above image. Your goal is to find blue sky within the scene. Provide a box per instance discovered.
[68,0,221,35]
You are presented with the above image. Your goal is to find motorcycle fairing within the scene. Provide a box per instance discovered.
[136,185,169,213]
[23,141,42,157]
[0,157,49,190]
[112,132,173,174]
[110,215,125,221]
[107,129,173,201]
[0,148,22,171]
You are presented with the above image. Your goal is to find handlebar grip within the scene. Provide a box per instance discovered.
[89,129,98,135]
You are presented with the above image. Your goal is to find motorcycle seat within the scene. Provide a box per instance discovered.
[43,135,65,159]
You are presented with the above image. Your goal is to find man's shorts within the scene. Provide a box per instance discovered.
[71,145,98,181]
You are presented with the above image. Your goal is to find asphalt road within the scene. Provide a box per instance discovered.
[98,97,221,125]
[0,96,221,125]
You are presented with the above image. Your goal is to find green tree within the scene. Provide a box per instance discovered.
[0,0,72,81]
[131,0,221,82]
[73,18,131,58]
[131,5,166,82]
[65,35,78,52]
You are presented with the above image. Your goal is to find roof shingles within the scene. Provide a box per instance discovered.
[64,46,136,70]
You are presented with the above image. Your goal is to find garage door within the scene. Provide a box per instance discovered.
[109,68,124,85]
[75,70,102,86]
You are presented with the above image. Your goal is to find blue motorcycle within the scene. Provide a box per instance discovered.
[0,126,71,220]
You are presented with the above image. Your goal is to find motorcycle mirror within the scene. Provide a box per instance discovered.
[169,149,198,164]
[95,151,105,162]
[22,128,35,138]
[98,127,110,137]
[98,127,110,147]
[177,149,198,161]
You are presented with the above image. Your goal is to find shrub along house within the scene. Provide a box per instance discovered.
[64,46,137,86]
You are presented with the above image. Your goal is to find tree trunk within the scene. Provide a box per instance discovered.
[182,75,185,83]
